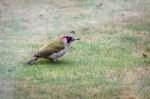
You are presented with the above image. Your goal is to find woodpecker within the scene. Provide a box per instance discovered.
[27,35,80,65]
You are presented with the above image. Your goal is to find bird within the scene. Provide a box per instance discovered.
[27,35,80,65]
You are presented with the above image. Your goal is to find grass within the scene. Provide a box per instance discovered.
[0,0,150,99]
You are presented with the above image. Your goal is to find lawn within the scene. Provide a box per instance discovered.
[0,0,150,99]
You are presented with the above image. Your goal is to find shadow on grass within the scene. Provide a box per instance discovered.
[24,59,74,67]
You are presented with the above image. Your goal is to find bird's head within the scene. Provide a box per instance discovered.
[60,35,80,45]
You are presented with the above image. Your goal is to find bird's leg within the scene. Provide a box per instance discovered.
[27,57,38,65]
[49,58,57,62]
[48,54,58,62]
[52,59,57,62]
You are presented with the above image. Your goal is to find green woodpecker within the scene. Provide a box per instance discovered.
[27,35,80,65]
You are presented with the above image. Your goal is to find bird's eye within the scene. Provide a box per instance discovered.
[66,37,72,43]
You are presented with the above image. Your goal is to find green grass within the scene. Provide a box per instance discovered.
[0,0,150,99]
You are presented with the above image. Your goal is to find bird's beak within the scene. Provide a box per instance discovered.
[74,38,80,41]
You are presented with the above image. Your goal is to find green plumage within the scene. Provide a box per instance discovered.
[34,38,64,58]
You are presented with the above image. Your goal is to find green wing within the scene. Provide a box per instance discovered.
[34,39,64,58]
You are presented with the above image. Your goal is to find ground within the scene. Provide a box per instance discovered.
[0,0,150,99]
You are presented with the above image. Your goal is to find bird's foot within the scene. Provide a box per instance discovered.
[49,58,58,63]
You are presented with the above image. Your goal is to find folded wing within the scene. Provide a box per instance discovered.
[34,39,65,58]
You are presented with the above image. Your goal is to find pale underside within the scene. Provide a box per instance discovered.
[49,48,67,61]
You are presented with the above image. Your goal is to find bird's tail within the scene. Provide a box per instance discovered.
[27,55,38,65]
[27,60,34,65]
[26,56,38,65]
